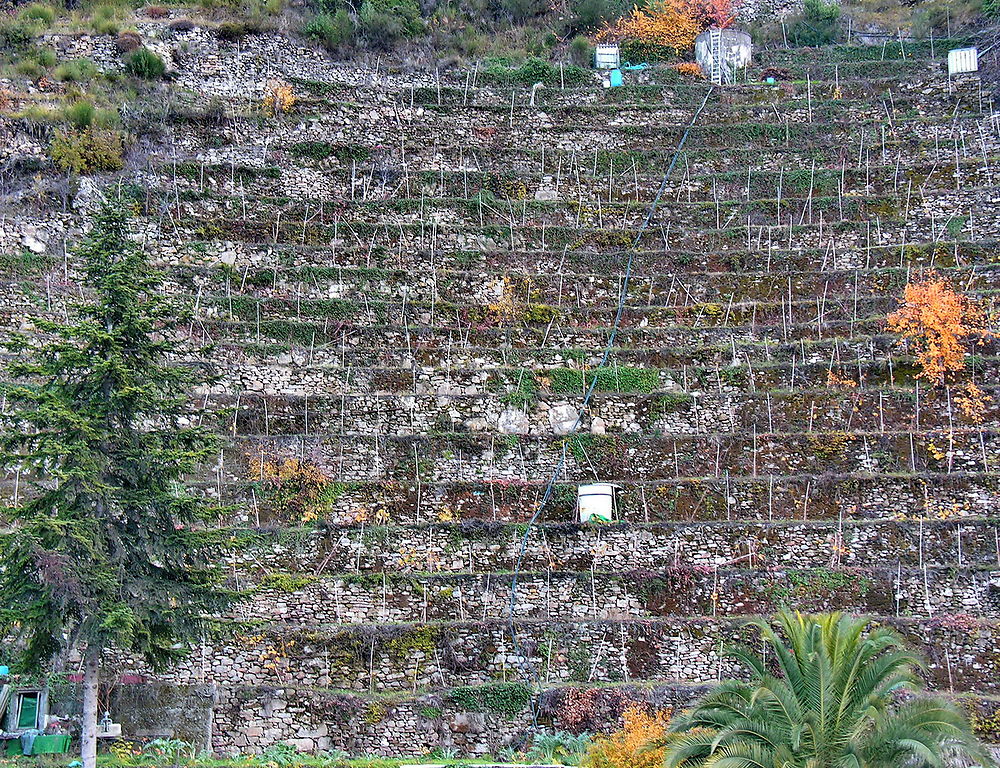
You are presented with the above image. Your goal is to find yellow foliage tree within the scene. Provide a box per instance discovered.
[955,381,988,424]
[263,80,296,116]
[887,274,988,385]
[583,704,673,768]
[597,0,701,54]
[50,129,124,175]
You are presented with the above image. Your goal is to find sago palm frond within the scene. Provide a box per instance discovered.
[663,612,992,768]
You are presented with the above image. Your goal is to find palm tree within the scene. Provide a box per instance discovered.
[662,612,992,768]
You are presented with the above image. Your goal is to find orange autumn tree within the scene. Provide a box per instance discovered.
[583,703,673,768]
[699,0,739,27]
[955,381,988,424]
[887,274,988,385]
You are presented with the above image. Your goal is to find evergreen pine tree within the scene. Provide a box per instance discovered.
[0,202,232,768]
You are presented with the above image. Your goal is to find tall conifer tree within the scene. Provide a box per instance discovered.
[0,202,231,768]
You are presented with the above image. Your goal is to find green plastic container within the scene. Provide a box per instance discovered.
[3,738,20,757]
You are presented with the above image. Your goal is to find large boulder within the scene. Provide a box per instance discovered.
[497,408,530,434]
[548,404,579,435]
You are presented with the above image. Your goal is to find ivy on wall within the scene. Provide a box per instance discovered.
[448,681,534,718]
[547,365,660,394]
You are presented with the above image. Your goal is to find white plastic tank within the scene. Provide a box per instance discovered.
[948,47,978,76]
[695,27,752,84]
[578,483,618,523]
[595,44,620,70]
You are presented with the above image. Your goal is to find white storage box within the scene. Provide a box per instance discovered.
[948,47,978,76]
[594,44,620,70]
[578,483,618,523]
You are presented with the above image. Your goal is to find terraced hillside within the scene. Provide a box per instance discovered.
[3,30,1000,759]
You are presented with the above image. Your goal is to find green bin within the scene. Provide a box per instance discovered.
[4,738,20,757]
[32,734,72,755]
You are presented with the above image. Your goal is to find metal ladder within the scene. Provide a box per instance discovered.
[709,28,724,85]
[0,685,10,726]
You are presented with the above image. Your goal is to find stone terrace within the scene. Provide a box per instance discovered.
[2,27,1000,758]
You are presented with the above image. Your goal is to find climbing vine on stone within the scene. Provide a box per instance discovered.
[448,681,534,718]
[246,446,343,523]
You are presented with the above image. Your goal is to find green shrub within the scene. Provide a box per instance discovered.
[256,0,284,13]
[288,140,337,160]
[568,34,592,65]
[495,368,539,407]
[124,47,165,78]
[787,0,839,46]
[50,129,125,174]
[140,739,195,765]
[621,38,682,63]
[34,46,57,67]
[0,22,36,53]
[358,0,422,49]
[308,0,339,10]
[527,730,592,764]
[917,0,981,28]
[548,365,660,394]
[259,572,317,592]
[58,103,119,131]
[572,0,626,29]
[254,743,302,766]
[986,0,1000,17]
[16,104,59,125]
[358,8,401,49]
[497,0,548,21]
[482,56,589,85]
[90,4,122,34]
[448,24,488,57]
[0,250,53,276]
[63,100,96,128]
[367,0,422,26]
[53,58,99,82]
[15,59,45,79]
[14,46,55,77]
[92,108,121,129]
[19,4,57,27]
[216,21,249,41]
[303,10,354,50]
[201,0,283,14]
